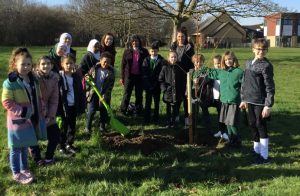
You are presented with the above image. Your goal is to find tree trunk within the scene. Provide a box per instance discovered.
[172,18,183,43]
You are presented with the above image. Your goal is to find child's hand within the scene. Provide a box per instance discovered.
[119,79,124,86]
[262,106,271,118]
[239,102,247,109]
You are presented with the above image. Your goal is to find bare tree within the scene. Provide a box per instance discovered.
[70,0,173,47]
[127,0,285,41]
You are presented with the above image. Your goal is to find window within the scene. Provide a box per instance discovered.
[276,19,280,25]
[297,36,300,43]
[283,19,292,25]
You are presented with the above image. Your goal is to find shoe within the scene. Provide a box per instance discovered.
[59,148,73,157]
[36,160,45,167]
[222,133,230,141]
[66,145,78,154]
[13,173,33,184]
[21,170,34,179]
[100,123,107,132]
[252,156,270,165]
[213,131,222,138]
[44,159,55,165]
[251,151,261,159]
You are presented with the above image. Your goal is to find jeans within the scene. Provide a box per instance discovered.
[10,147,28,175]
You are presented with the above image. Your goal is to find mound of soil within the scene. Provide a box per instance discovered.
[102,128,219,155]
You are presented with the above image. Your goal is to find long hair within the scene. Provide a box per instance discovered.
[220,51,239,69]
[100,33,116,54]
[8,47,32,73]
[129,34,143,49]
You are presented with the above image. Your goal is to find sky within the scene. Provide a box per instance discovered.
[35,0,300,25]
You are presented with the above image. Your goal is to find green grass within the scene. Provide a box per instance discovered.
[1,46,300,195]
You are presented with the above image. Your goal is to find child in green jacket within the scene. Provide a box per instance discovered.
[208,51,244,147]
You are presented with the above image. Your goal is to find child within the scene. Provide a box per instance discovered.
[80,39,100,76]
[211,55,228,141]
[240,38,275,164]
[2,48,46,184]
[159,51,184,128]
[208,51,244,147]
[190,54,213,132]
[85,52,115,133]
[141,41,164,123]
[57,54,85,156]
[30,56,60,165]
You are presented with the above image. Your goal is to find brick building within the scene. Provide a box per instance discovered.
[264,13,300,47]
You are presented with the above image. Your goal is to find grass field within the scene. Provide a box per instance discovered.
[0,46,300,195]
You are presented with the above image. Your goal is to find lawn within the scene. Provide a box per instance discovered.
[0,46,300,195]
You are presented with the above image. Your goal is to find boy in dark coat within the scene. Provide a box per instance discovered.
[85,52,115,133]
[141,41,164,123]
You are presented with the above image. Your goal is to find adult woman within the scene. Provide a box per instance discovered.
[170,28,195,125]
[120,34,149,115]
[100,33,116,67]
[79,39,100,75]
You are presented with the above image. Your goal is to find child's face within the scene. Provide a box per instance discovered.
[213,58,221,69]
[149,49,158,58]
[253,44,268,60]
[15,56,32,76]
[61,58,75,74]
[56,46,66,57]
[100,57,110,69]
[194,59,204,69]
[39,58,53,75]
[224,55,234,67]
[169,53,177,64]
[104,35,113,47]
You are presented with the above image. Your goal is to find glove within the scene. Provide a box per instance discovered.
[56,116,63,129]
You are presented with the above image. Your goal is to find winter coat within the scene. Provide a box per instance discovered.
[208,67,244,104]
[141,55,164,92]
[170,42,195,73]
[121,47,149,81]
[57,71,85,118]
[159,62,185,104]
[2,72,47,148]
[79,51,99,76]
[241,58,275,107]
[85,64,115,104]
[34,70,59,126]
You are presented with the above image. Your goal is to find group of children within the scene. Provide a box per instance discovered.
[143,38,274,165]
[1,34,274,184]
